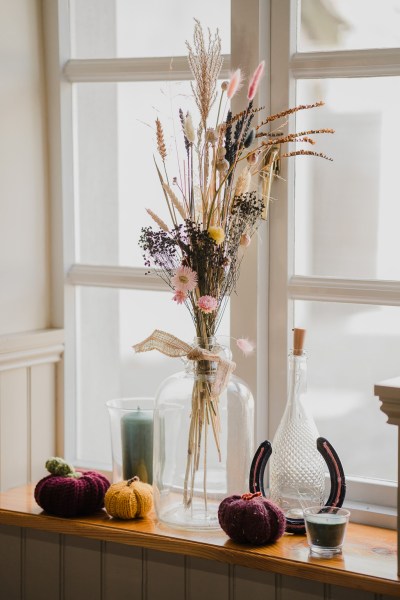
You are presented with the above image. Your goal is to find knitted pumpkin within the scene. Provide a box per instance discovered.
[104,476,153,519]
[218,492,286,545]
[34,457,110,518]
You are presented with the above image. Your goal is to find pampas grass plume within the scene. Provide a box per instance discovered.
[234,167,251,197]
[247,61,265,101]
[163,184,187,220]
[146,208,169,232]
[227,69,242,100]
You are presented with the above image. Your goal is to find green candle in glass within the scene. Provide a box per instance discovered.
[121,406,154,483]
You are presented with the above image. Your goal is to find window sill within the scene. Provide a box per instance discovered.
[0,485,398,597]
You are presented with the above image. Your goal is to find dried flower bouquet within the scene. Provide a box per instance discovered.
[138,20,332,509]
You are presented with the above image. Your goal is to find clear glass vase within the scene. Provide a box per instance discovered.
[153,336,254,530]
[269,347,325,518]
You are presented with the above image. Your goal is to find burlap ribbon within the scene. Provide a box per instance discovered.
[133,330,236,396]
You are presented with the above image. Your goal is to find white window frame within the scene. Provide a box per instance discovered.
[43,0,270,465]
[269,0,399,527]
[44,0,396,527]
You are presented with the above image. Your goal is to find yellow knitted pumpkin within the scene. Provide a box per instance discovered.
[104,476,153,520]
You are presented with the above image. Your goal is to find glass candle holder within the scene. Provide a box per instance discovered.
[304,506,350,558]
[106,397,154,483]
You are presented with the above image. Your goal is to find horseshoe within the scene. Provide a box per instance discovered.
[249,437,346,534]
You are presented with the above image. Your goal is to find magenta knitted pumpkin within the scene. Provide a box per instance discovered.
[218,492,286,545]
[34,457,110,518]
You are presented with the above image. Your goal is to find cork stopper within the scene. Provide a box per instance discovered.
[292,328,306,356]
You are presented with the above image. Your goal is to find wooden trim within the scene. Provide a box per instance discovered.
[64,55,231,83]
[0,329,64,371]
[375,377,400,577]
[376,378,400,426]
[0,485,398,597]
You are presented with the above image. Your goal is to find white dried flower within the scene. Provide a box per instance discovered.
[184,114,196,144]
[216,158,229,173]
[146,208,169,232]
[234,167,251,196]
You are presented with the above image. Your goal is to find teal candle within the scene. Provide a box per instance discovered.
[121,408,153,483]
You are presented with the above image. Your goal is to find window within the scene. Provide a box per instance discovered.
[269,0,399,524]
[46,0,397,524]
[46,0,245,470]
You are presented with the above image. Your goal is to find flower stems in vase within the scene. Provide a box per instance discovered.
[134,20,333,526]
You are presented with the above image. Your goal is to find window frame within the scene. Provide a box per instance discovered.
[44,0,397,526]
[269,0,399,526]
[44,0,270,465]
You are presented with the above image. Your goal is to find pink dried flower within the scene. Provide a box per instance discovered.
[171,266,198,292]
[236,338,255,356]
[197,295,218,314]
[247,61,265,101]
[172,290,187,305]
[227,69,242,100]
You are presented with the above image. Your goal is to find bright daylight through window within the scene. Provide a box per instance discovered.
[51,0,400,525]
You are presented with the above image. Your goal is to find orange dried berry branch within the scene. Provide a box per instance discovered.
[281,149,333,161]
[256,100,325,129]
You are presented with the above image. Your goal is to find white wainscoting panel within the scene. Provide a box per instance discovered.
[187,557,230,600]
[0,525,394,600]
[146,549,186,600]
[103,542,143,600]
[328,586,376,600]
[63,535,102,600]
[24,529,61,600]
[233,565,275,598]
[30,363,57,482]
[0,368,29,490]
[280,575,325,600]
[0,329,64,491]
[0,524,21,600]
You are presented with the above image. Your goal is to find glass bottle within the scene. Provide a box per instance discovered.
[153,336,254,530]
[269,329,325,518]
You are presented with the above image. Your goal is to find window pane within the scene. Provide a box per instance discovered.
[74,286,230,468]
[294,77,400,280]
[294,300,398,482]
[75,80,226,267]
[71,0,231,58]
[298,0,400,52]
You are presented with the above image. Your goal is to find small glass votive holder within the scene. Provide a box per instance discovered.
[106,398,154,484]
[304,506,350,558]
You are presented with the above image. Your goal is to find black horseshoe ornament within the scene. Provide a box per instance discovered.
[249,437,346,534]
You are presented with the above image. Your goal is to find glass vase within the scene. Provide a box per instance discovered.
[153,336,254,530]
[269,344,325,518]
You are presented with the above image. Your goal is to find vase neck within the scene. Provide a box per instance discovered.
[186,336,232,376]
[286,351,308,410]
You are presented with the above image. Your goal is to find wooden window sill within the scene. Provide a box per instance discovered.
[0,485,398,597]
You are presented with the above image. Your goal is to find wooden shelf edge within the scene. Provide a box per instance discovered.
[0,503,399,597]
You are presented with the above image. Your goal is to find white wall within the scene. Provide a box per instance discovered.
[0,0,50,335]
[0,0,61,489]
